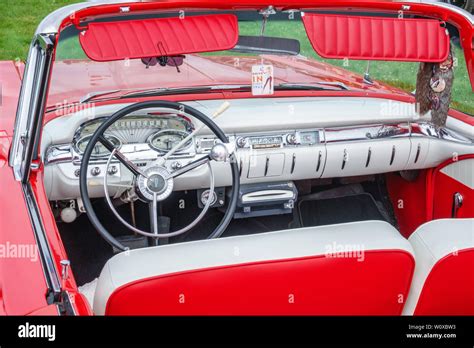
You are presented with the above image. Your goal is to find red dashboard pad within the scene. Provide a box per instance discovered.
[79,14,239,62]
[302,13,450,63]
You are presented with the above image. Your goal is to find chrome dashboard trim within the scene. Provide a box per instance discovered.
[410,123,473,143]
[324,123,411,143]
[45,143,196,166]
[45,121,473,165]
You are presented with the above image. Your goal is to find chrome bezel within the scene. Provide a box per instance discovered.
[136,167,174,202]
[148,129,193,153]
[73,134,122,158]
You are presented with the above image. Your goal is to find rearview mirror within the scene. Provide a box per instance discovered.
[232,36,301,56]
[141,55,185,69]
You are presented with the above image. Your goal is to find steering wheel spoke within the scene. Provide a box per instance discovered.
[99,136,146,177]
[167,142,232,180]
[167,155,210,179]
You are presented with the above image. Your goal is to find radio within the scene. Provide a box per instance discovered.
[196,130,321,154]
[235,130,321,150]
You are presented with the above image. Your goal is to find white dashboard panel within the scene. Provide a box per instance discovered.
[41,96,422,155]
[323,138,412,178]
[41,97,474,201]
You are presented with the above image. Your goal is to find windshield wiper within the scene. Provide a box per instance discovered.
[277,82,349,91]
[47,85,252,113]
[80,89,122,103]
[120,85,252,99]
[73,82,349,107]
[123,82,349,98]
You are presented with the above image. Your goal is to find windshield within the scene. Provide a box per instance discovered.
[48,10,473,115]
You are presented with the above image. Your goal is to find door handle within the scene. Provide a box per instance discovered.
[451,192,463,218]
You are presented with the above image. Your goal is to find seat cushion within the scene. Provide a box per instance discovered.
[403,218,474,315]
[93,220,415,315]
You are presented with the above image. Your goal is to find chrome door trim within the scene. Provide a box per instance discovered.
[22,183,62,303]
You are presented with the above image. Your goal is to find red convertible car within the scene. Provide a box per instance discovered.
[0,0,473,316]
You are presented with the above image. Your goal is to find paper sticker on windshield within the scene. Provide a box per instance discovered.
[252,65,274,96]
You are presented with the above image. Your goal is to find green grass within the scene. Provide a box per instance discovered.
[0,0,83,60]
[1,1,472,114]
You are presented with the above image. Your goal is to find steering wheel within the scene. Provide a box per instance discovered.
[79,101,240,251]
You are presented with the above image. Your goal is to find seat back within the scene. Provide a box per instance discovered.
[403,219,474,315]
[94,221,415,315]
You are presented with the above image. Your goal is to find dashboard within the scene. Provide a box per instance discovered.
[41,97,474,202]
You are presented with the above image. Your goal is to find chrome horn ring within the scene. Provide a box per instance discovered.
[103,149,215,239]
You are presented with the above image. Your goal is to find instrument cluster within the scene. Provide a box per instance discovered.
[71,114,194,158]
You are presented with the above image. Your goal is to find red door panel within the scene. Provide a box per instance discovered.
[432,156,474,219]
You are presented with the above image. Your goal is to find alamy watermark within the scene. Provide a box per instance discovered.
[0,242,39,262]
[324,242,365,262]
[380,100,421,118]
[54,99,96,118]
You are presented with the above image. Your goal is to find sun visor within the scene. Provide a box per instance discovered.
[79,14,239,62]
[302,13,450,63]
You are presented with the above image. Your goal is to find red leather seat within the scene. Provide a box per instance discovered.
[93,221,415,315]
[403,219,474,315]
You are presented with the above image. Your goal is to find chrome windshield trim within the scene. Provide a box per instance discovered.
[34,0,473,36]
[9,34,55,182]
[9,41,38,178]
[35,1,130,35]
[402,1,473,24]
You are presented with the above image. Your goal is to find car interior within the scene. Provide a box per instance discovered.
[35,8,474,315]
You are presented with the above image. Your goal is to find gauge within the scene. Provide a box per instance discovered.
[148,130,192,153]
[75,135,122,157]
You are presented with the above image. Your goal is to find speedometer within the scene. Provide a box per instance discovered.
[75,135,122,157]
[148,130,192,153]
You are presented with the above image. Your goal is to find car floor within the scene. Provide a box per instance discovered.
[58,177,397,286]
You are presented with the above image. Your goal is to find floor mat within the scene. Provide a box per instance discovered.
[172,211,294,243]
[297,193,385,227]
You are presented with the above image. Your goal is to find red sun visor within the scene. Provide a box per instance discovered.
[302,13,450,63]
[79,14,239,62]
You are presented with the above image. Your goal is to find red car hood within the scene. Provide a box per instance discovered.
[47,54,408,108]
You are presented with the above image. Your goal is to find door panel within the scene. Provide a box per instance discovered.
[432,156,474,219]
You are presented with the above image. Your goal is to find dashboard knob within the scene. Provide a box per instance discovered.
[236,137,247,148]
[107,166,118,175]
[91,167,101,176]
[286,134,297,145]
[171,161,182,170]
[210,143,229,162]
[201,189,217,206]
